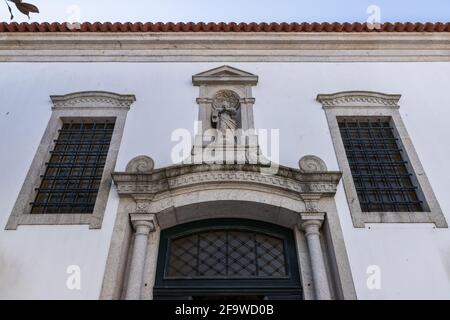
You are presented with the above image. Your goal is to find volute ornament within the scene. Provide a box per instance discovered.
[126,156,155,173]
[299,155,328,173]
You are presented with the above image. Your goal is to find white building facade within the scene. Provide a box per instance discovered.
[1,22,450,300]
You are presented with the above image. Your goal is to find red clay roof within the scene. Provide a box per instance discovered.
[1,22,450,32]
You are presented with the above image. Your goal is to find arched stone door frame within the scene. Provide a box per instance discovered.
[100,157,356,300]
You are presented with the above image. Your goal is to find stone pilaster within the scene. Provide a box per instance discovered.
[125,213,157,300]
[299,211,331,300]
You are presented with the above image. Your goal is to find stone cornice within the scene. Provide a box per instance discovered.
[50,91,136,110]
[316,91,401,108]
[112,163,342,197]
[2,33,450,62]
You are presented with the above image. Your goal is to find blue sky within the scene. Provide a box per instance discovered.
[1,0,450,23]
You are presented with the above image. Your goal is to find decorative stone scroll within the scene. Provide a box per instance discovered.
[299,155,328,173]
[126,156,155,174]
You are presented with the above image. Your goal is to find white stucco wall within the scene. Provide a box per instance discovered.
[0,62,449,299]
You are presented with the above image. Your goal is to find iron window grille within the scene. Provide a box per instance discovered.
[154,219,302,300]
[166,230,288,279]
[338,118,423,212]
[30,120,115,214]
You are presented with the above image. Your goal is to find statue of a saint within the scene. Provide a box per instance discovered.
[212,100,238,130]
[212,91,240,131]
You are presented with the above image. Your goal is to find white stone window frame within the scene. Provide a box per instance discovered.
[5,91,135,230]
[317,91,447,228]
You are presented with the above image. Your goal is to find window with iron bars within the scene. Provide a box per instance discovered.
[30,120,115,214]
[166,230,288,279]
[338,118,423,212]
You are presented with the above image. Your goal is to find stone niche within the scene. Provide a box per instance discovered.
[191,65,260,163]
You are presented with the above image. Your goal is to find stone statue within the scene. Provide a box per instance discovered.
[212,90,240,131]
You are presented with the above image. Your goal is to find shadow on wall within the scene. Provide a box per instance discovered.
[0,244,35,299]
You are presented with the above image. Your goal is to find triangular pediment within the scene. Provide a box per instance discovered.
[192,65,258,86]
[194,65,256,77]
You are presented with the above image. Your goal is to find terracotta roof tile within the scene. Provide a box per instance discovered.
[1,22,450,33]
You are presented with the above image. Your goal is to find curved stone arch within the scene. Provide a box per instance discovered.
[138,184,305,229]
[153,190,303,230]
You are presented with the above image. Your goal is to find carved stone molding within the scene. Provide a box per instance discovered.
[196,97,213,104]
[132,195,155,213]
[299,194,322,213]
[3,33,450,63]
[316,91,401,108]
[299,155,328,173]
[130,213,158,233]
[50,91,136,110]
[114,169,341,196]
[126,156,155,174]
[300,212,326,222]
[299,212,326,234]
[113,162,342,204]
